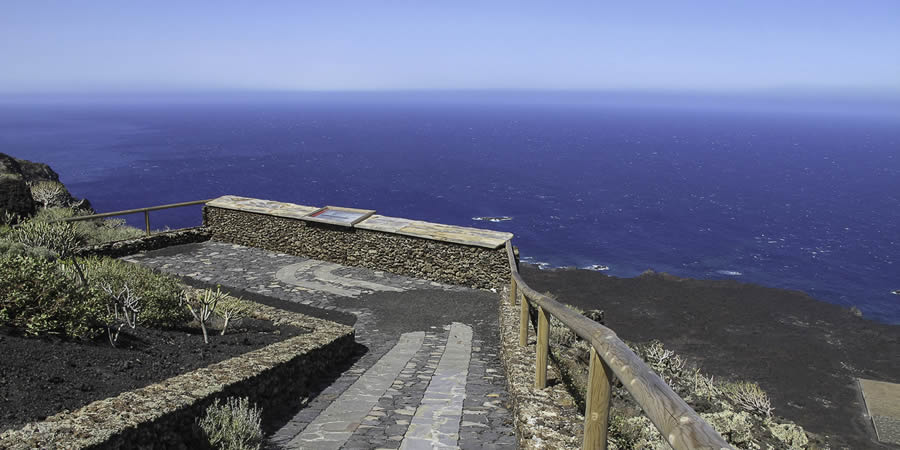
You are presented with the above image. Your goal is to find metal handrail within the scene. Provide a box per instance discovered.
[505,240,732,450]
[53,199,214,235]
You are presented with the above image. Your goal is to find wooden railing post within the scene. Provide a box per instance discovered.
[509,277,517,305]
[535,305,549,388]
[144,211,151,236]
[583,347,613,450]
[519,292,529,347]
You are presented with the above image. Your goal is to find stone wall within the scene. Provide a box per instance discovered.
[204,206,509,291]
[498,289,584,449]
[74,227,211,259]
[0,301,356,450]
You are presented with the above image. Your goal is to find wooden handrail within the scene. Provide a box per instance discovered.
[504,240,732,450]
[53,199,214,236]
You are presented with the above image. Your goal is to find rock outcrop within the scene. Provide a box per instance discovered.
[0,154,36,218]
[0,153,92,219]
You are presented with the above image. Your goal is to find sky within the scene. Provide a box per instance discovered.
[1,1,899,95]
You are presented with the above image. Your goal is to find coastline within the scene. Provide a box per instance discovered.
[520,263,900,449]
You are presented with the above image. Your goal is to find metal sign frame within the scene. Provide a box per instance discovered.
[303,205,376,227]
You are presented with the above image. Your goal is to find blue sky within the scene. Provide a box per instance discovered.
[2,1,898,94]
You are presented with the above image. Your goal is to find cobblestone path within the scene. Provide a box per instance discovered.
[124,241,517,449]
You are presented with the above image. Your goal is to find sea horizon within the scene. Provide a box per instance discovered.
[2,91,898,324]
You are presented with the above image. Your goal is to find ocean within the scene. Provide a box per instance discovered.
[1,92,898,324]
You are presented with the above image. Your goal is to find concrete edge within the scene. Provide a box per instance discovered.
[497,288,584,449]
[0,299,355,450]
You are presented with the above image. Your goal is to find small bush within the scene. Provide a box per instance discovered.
[29,181,68,208]
[722,381,774,418]
[637,340,688,387]
[216,296,252,335]
[198,397,263,450]
[701,410,756,446]
[0,254,105,338]
[546,297,583,347]
[81,257,190,328]
[9,220,83,257]
[32,207,144,245]
[767,420,809,449]
[608,413,667,450]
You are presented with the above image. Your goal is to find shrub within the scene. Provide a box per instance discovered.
[608,413,667,450]
[0,237,56,260]
[767,420,809,449]
[2,210,20,226]
[600,340,806,448]
[198,397,263,450]
[637,340,688,387]
[98,282,142,346]
[0,254,105,338]
[722,381,774,418]
[216,296,252,335]
[80,257,189,328]
[545,296,583,347]
[9,220,83,257]
[29,181,68,208]
[32,207,144,245]
[701,410,756,446]
[82,218,145,244]
[184,287,228,343]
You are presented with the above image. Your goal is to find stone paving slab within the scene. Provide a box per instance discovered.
[123,241,517,449]
[287,332,426,450]
[401,323,472,449]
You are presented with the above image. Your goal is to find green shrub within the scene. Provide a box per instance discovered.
[767,420,809,449]
[0,236,57,260]
[198,397,263,450]
[701,410,756,446]
[0,254,105,338]
[32,207,144,245]
[216,296,253,335]
[29,181,69,208]
[608,413,667,450]
[80,257,189,328]
[8,220,83,257]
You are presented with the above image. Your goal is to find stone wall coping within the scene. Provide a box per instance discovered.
[206,195,514,249]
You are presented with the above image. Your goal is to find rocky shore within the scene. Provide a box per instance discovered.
[520,264,900,449]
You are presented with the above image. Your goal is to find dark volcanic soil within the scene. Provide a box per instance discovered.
[521,264,900,450]
[0,318,305,433]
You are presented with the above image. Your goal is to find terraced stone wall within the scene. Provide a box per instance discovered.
[74,227,211,258]
[0,303,355,450]
[204,206,509,291]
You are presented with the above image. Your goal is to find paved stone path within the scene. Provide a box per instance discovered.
[401,323,472,449]
[124,241,517,449]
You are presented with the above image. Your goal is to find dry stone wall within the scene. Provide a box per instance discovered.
[203,206,509,291]
[74,227,211,259]
[0,301,355,450]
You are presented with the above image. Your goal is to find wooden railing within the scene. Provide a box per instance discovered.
[53,199,214,235]
[505,241,733,450]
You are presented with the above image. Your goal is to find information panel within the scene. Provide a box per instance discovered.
[303,206,375,227]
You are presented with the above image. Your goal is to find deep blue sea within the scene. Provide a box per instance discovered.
[1,92,898,324]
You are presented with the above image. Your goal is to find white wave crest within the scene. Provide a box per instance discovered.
[716,270,743,276]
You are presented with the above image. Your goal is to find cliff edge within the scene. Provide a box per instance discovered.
[0,153,92,219]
